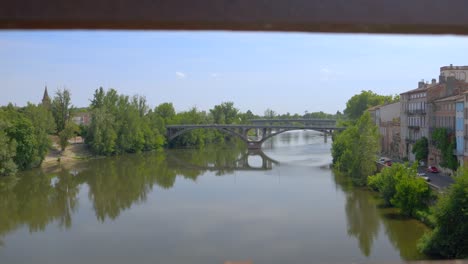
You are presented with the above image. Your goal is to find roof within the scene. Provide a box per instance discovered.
[433,94,464,103]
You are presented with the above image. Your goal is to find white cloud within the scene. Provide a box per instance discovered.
[210,73,219,78]
[176,71,186,79]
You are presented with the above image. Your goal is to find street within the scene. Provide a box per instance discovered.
[417,167,454,189]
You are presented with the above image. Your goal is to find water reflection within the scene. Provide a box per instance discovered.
[0,133,430,262]
[0,144,278,242]
[0,168,80,246]
[333,171,428,260]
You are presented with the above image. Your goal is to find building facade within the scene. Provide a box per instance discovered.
[400,81,431,160]
[368,102,401,159]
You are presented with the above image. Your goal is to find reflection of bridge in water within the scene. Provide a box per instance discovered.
[167,119,343,149]
[168,149,280,171]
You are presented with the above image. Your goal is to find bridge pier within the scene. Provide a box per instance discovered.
[324,133,327,143]
[247,141,262,149]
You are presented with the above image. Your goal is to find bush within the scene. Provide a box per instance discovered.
[418,169,468,258]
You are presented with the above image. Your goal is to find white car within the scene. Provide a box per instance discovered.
[417,172,430,181]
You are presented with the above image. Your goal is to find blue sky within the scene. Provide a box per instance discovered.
[1,31,468,115]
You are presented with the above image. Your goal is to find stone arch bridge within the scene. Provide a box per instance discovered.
[166,119,344,149]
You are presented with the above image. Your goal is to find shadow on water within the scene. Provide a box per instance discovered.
[0,143,279,245]
[332,171,430,260]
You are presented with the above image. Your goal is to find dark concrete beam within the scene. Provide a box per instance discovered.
[2,0,468,35]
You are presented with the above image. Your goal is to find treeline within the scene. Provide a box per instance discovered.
[0,104,55,176]
[332,90,468,259]
[1,86,342,176]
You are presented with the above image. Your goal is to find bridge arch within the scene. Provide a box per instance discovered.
[166,125,336,149]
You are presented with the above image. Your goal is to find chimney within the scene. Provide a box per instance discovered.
[431,78,437,84]
[418,80,425,88]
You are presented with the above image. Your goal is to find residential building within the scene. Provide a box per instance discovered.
[440,64,468,82]
[400,80,431,160]
[72,112,91,126]
[368,102,401,159]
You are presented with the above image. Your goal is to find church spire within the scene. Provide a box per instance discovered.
[42,86,51,108]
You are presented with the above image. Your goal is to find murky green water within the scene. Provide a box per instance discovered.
[0,131,430,263]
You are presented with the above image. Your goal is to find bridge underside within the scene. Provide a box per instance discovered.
[166,125,341,149]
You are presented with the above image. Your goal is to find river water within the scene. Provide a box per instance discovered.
[0,131,430,263]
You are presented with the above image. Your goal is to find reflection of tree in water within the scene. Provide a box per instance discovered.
[0,168,80,246]
[333,172,380,257]
[379,209,429,260]
[333,171,429,260]
[78,153,177,222]
[0,143,278,245]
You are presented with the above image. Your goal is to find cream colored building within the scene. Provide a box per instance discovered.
[440,64,468,82]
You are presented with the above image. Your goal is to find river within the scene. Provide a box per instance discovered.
[0,131,430,263]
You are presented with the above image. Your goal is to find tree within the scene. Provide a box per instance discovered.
[332,111,380,185]
[264,108,276,119]
[59,122,78,152]
[210,102,239,124]
[23,103,55,165]
[432,128,458,170]
[154,102,176,122]
[52,88,73,132]
[412,137,428,162]
[391,172,431,217]
[344,90,398,120]
[419,169,468,258]
[0,123,17,176]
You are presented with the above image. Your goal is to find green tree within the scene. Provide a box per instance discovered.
[412,137,428,163]
[59,122,78,151]
[210,102,239,124]
[0,126,17,176]
[154,102,176,123]
[52,88,73,132]
[391,173,431,217]
[432,128,458,170]
[23,103,55,165]
[1,108,37,170]
[332,112,380,185]
[368,163,408,206]
[419,169,468,258]
[344,90,398,120]
[264,108,277,119]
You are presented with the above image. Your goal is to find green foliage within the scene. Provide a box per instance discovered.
[344,90,399,120]
[412,137,428,162]
[391,173,432,217]
[86,88,165,155]
[210,102,239,124]
[432,128,458,170]
[368,163,410,206]
[23,103,55,164]
[59,122,78,151]
[0,103,56,174]
[332,112,380,185]
[418,169,468,258]
[52,88,73,133]
[368,163,432,217]
[0,128,17,176]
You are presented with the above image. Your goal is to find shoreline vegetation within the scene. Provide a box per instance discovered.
[1,87,343,177]
[331,91,468,259]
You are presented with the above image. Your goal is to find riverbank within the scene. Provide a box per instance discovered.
[41,136,93,169]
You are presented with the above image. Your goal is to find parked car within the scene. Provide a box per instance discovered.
[417,172,430,181]
[384,160,392,166]
[427,166,439,173]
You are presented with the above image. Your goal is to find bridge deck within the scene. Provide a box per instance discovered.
[166,124,343,129]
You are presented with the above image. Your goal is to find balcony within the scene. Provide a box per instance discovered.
[405,109,426,115]
[405,138,416,144]
[408,125,420,129]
